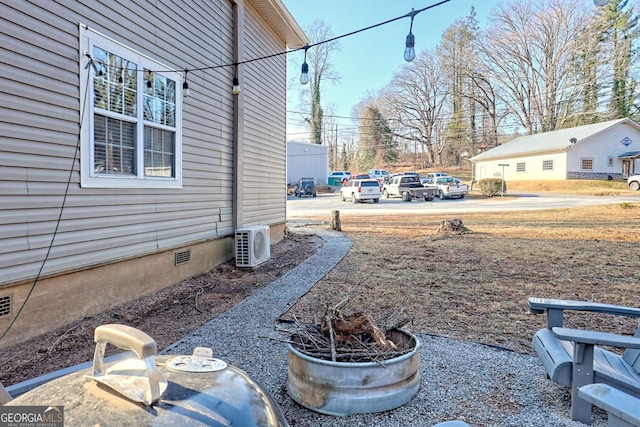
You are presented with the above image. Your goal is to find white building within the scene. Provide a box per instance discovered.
[286,141,329,185]
[469,118,640,182]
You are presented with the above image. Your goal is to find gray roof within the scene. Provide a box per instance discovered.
[469,118,633,162]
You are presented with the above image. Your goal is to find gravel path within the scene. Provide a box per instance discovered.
[163,227,605,427]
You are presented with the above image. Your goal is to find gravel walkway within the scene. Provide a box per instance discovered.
[163,227,605,427]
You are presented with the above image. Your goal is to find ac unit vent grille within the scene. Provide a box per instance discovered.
[0,295,11,318]
[175,250,192,266]
[235,226,271,268]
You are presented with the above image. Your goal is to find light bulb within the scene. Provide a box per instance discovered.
[232,77,241,95]
[146,73,153,95]
[182,81,189,97]
[300,62,309,85]
[594,0,609,5]
[404,32,416,62]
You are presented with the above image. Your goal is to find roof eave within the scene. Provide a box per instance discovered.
[249,0,309,48]
[470,148,567,162]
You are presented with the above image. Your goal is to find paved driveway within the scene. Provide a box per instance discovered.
[287,191,640,218]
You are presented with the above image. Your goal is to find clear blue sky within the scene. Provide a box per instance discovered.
[282,0,505,141]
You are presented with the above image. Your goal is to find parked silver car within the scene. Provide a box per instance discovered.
[340,179,382,203]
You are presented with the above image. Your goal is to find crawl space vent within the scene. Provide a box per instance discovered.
[0,295,11,318]
[175,250,192,266]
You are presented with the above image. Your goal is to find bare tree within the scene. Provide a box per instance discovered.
[382,49,449,168]
[303,20,340,145]
[480,0,590,134]
[322,104,339,170]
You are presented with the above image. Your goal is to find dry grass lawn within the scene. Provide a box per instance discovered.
[284,186,640,355]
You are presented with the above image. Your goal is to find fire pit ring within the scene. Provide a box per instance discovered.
[286,329,420,416]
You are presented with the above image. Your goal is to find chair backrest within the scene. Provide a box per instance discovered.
[622,321,640,374]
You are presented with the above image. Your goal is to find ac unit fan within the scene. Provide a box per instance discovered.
[235,225,271,268]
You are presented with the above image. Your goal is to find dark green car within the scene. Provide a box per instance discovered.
[294,178,317,197]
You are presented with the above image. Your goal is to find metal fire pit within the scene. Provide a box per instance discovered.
[287,329,420,416]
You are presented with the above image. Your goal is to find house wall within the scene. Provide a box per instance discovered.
[286,142,329,185]
[566,123,640,179]
[0,0,292,349]
[472,121,640,182]
[240,2,288,226]
[474,152,568,182]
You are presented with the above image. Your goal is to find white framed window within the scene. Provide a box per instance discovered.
[542,160,554,171]
[79,24,182,188]
[581,158,594,171]
[608,156,614,167]
[516,162,526,172]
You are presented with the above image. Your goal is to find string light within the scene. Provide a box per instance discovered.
[295,2,452,82]
[232,64,241,95]
[182,69,190,97]
[404,9,418,62]
[300,46,309,85]
[84,1,453,94]
[146,71,153,94]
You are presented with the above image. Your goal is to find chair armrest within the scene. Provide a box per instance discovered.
[552,327,640,349]
[528,298,640,328]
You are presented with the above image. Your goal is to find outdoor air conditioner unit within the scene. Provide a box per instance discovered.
[235,225,271,268]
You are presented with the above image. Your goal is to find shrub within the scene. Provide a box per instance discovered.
[478,178,506,197]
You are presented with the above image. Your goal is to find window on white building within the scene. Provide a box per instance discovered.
[79,25,182,188]
[581,158,594,170]
[516,162,526,172]
[542,160,554,171]
[608,156,614,167]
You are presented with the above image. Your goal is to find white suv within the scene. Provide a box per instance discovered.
[340,179,382,203]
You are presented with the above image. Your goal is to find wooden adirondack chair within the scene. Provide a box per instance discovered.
[0,381,12,404]
[529,297,640,424]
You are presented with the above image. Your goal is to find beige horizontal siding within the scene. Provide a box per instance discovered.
[238,4,287,227]
[0,0,250,286]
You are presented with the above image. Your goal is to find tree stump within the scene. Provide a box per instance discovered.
[331,210,342,231]
[438,218,464,234]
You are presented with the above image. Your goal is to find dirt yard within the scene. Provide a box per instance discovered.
[2,197,639,391]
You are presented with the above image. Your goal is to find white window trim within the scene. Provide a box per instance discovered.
[79,24,182,189]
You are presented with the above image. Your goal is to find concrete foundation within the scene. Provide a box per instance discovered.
[0,223,284,350]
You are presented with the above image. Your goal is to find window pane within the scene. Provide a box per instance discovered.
[142,71,176,127]
[94,114,136,175]
[143,126,175,177]
[93,47,136,117]
[94,115,107,173]
[582,159,593,170]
